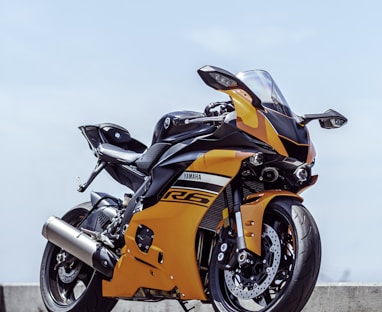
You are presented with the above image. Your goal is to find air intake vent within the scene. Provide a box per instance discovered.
[199,180,264,232]
[199,185,232,231]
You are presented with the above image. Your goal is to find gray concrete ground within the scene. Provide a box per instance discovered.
[1,283,382,312]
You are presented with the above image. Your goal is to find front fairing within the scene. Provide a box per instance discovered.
[229,70,315,163]
[261,108,312,161]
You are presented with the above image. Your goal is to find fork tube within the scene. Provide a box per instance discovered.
[232,180,246,250]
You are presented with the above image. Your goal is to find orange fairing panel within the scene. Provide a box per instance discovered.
[102,150,252,300]
[226,90,289,157]
[188,149,253,176]
[240,190,303,256]
[103,202,209,299]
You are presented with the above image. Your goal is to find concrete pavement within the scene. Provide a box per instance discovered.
[1,283,382,312]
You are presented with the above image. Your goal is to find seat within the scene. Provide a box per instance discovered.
[135,142,172,174]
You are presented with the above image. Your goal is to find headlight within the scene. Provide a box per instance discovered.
[209,72,238,88]
[294,166,309,182]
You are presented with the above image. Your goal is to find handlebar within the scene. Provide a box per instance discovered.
[172,101,234,127]
[184,115,227,124]
[204,101,234,116]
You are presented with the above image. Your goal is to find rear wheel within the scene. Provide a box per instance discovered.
[209,199,321,312]
[40,205,117,312]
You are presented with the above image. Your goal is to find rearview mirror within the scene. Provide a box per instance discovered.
[301,109,348,129]
[319,114,348,129]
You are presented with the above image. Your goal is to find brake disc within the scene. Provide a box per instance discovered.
[224,224,281,299]
[58,261,83,284]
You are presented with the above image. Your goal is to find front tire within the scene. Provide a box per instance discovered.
[40,205,117,312]
[209,199,321,312]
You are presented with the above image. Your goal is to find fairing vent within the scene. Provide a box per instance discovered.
[198,186,231,232]
[199,180,263,232]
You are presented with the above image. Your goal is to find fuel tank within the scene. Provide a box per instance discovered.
[151,111,214,144]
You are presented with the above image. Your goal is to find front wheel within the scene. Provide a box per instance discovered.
[40,205,117,312]
[209,199,321,312]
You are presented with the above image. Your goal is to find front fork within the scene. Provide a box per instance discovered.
[227,183,303,258]
[224,181,257,269]
[232,181,246,251]
[214,180,253,270]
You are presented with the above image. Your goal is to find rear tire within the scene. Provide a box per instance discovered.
[40,205,118,312]
[209,199,321,312]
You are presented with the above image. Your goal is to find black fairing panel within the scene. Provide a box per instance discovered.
[143,123,274,208]
[104,164,145,192]
[279,137,309,161]
[80,123,147,152]
[100,123,131,146]
[99,123,147,152]
[159,123,274,158]
[80,192,120,232]
[143,162,193,208]
[263,111,308,144]
[262,110,309,161]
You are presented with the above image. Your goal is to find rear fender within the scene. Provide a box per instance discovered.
[240,190,303,256]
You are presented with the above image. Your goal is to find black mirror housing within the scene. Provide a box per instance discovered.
[301,109,348,129]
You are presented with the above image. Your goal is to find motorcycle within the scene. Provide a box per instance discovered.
[40,65,347,312]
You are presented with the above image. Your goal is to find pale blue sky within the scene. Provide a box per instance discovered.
[1,0,381,283]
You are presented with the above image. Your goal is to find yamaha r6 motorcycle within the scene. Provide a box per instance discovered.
[40,65,347,312]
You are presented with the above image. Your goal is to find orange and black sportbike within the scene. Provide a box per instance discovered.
[40,66,347,312]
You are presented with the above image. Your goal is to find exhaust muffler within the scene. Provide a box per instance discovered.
[42,216,118,278]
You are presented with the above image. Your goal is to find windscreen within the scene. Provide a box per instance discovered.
[236,70,293,117]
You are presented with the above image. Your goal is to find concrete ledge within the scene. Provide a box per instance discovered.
[304,283,382,312]
[1,283,382,312]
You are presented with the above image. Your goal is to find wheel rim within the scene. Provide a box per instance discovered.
[46,245,95,306]
[211,206,296,311]
[42,209,96,308]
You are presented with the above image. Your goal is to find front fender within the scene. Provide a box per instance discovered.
[240,190,303,256]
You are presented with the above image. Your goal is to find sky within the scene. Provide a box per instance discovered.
[1,0,381,283]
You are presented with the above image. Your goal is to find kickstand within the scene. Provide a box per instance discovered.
[178,300,196,312]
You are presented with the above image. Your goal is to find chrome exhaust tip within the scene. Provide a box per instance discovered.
[42,216,117,278]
